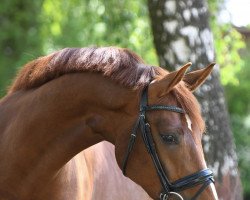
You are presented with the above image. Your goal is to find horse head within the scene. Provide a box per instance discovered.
[115,62,218,200]
[1,47,219,200]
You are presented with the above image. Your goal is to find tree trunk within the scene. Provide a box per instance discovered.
[147,0,243,199]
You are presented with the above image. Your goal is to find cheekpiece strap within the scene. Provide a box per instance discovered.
[122,86,214,200]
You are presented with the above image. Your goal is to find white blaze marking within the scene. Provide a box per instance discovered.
[185,114,192,131]
[210,183,219,200]
[184,115,218,199]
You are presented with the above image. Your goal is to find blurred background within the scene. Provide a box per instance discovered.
[0,0,249,199]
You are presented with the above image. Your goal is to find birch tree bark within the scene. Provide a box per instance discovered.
[147,0,243,199]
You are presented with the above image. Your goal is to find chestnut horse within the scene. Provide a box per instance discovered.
[78,141,152,200]
[0,47,218,200]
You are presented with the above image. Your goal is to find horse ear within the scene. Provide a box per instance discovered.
[149,62,192,98]
[183,63,215,92]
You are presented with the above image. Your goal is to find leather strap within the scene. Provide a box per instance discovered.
[122,87,214,200]
[122,116,141,174]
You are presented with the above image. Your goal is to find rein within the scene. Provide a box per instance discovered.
[122,87,214,200]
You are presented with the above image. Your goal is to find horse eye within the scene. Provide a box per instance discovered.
[161,134,178,144]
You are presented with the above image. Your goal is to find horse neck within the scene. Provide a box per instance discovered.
[0,72,139,198]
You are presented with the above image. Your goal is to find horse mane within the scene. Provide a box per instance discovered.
[8,47,156,93]
[8,46,204,133]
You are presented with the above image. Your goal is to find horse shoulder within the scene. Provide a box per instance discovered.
[79,141,152,200]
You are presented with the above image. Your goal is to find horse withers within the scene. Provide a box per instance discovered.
[0,47,218,200]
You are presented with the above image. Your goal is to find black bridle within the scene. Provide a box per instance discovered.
[122,87,214,200]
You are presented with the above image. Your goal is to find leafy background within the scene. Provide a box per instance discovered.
[0,0,249,198]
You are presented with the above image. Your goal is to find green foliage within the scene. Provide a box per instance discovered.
[208,0,245,86]
[40,0,157,64]
[0,0,157,97]
[225,43,250,198]
[0,0,250,196]
[208,0,250,197]
[225,47,250,115]
[215,25,245,85]
[231,115,250,199]
[0,0,43,96]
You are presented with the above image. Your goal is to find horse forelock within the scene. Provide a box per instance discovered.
[8,47,155,93]
[174,83,205,134]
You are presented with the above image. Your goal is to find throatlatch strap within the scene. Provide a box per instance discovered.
[122,116,141,175]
